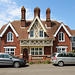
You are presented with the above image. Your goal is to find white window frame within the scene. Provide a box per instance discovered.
[7,32,13,42]
[58,32,65,42]
[39,30,44,37]
[5,48,15,55]
[30,47,44,55]
[56,46,68,53]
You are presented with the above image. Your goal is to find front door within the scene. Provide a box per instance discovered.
[23,48,28,61]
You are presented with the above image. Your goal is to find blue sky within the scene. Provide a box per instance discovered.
[0,0,75,29]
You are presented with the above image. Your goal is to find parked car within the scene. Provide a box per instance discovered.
[51,52,75,67]
[0,53,26,68]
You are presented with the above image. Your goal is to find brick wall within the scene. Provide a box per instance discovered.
[53,27,71,53]
[1,26,20,56]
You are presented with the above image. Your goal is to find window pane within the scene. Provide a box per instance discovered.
[40,31,43,37]
[0,55,4,58]
[30,31,34,37]
[62,48,65,53]
[59,33,61,40]
[35,52,38,55]
[57,48,61,53]
[35,48,38,52]
[11,52,14,55]
[31,52,34,55]
[39,52,42,55]
[31,48,34,52]
[4,55,9,58]
[11,33,13,41]
[8,49,9,51]
[62,33,64,40]
[11,48,14,51]
[8,33,10,41]
[73,37,75,41]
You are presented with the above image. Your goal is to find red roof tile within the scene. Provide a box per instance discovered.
[0,20,73,39]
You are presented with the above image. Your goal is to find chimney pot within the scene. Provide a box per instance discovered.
[46,8,51,27]
[21,6,26,27]
[34,7,40,18]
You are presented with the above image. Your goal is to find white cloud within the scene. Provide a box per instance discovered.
[0,0,11,3]
[0,0,65,29]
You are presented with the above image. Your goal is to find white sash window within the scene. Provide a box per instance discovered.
[7,32,13,42]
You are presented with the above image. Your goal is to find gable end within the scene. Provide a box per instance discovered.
[53,22,72,37]
[0,22,19,37]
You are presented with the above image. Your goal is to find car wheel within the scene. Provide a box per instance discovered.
[14,62,20,68]
[58,61,64,67]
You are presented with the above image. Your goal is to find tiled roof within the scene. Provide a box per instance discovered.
[0,20,74,40]
[71,30,75,36]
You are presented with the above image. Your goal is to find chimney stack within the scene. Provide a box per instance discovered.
[34,7,40,18]
[21,6,26,27]
[46,8,51,27]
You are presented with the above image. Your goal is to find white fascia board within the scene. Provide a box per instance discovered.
[27,15,46,32]
[53,22,72,37]
[0,22,19,37]
[4,46,16,48]
[56,46,68,48]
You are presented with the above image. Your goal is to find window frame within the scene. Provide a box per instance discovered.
[30,30,34,37]
[39,30,44,37]
[57,48,67,53]
[30,47,44,55]
[5,48,15,55]
[7,32,13,42]
[72,36,75,42]
[58,32,65,42]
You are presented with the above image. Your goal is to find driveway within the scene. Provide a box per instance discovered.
[0,64,75,75]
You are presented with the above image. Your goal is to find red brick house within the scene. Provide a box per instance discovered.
[0,6,75,62]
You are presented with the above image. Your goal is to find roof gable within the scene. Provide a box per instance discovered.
[0,22,19,37]
[27,15,46,32]
[54,22,72,37]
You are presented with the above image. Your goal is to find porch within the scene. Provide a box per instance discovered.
[20,39,54,62]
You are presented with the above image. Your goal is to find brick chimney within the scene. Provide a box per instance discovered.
[34,7,40,18]
[46,8,51,27]
[21,6,26,27]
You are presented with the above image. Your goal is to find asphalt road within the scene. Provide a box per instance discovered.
[0,64,75,75]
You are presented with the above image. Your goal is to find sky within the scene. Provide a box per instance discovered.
[0,0,75,29]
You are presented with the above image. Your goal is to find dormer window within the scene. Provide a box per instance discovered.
[7,32,13,42]
[30,30,34,37]
[58,32,65,42]
[39,31,43,37]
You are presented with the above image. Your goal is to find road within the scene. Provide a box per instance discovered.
[0,64,75,75]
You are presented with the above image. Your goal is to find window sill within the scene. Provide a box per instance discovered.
[7,41,13,42]
[58,40,65,42]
